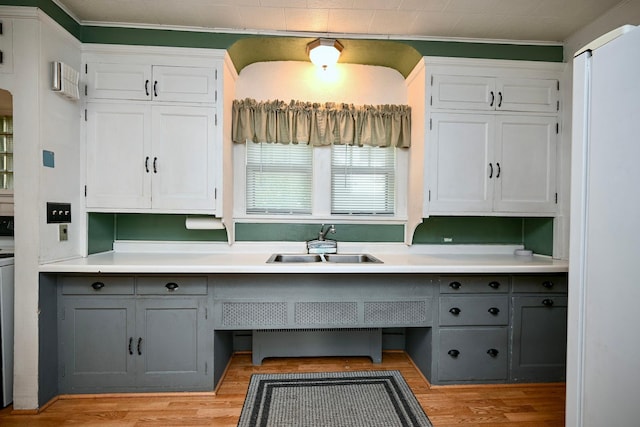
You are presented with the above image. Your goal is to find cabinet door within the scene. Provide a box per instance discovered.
[493,115,557,213]
[511,295,567,382]
[438,327,508,382]
[0,18,13,74]
[135,298,212,390]
[431,75,496,111]
[496,78,559,113]
[152,66,216,103]
[427,113,495,214]
[59,298,136,392]
[151,106,216,212]
[86,62,152,100]
[86,103,152,209]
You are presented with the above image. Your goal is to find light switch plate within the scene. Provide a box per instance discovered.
[59,224,68,241]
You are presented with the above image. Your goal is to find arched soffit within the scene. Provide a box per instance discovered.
[227,37,423,78]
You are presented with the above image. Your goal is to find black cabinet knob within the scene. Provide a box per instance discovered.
[487,348,499,357]
[128,337,133,355]
[449,281,461,290]
[449,307,461,315]
[448,349,460,358]
[488,307,500,315]
[91,281,105,291]
[542,281,554,289]
[137,337,143,355]
[165,282,179,291]
[488,281,501,289]
[542,298,554,307]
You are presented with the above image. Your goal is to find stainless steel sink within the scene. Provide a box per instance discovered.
[267,253,382,263]
[323,254,382,263]
[267,254,323,263]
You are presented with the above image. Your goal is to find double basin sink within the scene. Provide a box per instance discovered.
[267,253,382,264]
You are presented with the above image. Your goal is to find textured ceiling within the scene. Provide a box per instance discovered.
[53,0,629,74]
[56,0,626,42]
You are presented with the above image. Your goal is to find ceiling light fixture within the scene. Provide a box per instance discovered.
[306,38,343,69]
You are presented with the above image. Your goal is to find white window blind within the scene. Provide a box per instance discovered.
[331,145,395,215]
[246,142,313,214]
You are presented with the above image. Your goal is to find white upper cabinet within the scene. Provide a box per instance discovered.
[428,113,495,213]
[431,74,559,113]
[493,115,557,213]
[424,58,562,217]
[85,103,216,212]
[82,47,228,215]
[86,62,217,103]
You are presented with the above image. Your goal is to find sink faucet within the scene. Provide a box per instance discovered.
[318,224,336,241]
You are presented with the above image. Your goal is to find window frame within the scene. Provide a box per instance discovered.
[233,142,408,224]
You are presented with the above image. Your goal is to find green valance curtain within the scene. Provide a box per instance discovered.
[232,98,411,148]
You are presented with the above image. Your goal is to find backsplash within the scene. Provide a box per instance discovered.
[87,213,553,255]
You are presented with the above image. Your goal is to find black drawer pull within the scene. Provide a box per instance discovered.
[542,298,554,307]
[488,307,500,315]
[487,348,499,357]
[488,281,501,289]
[165,282,179,291]
[542,281,554,289]
[447,349,460,358]
[91,281,105,291]
[449,281,461,290]
[128,337,133,355]
[449,307,461,315]
[145,79,149,96]
[137,337,142,355]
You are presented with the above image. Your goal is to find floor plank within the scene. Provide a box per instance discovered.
[0,352,565,426]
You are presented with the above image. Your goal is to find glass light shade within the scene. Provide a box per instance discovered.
[307,38,343,69]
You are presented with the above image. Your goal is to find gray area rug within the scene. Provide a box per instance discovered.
[237,370,433,427]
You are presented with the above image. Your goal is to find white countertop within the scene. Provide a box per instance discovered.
[39,242,568,274]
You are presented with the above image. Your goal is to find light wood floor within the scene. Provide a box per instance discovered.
[0,352,565,426]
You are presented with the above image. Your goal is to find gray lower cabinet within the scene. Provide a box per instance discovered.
[438,328,508,381]
[59,275,212,393]
[432,275,510,384]
[426,273,568,385]
[510,275,568,382]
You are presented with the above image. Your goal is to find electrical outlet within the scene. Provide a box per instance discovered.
[59,224,68,241]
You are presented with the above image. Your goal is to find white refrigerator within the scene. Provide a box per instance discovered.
[568,25,640,427]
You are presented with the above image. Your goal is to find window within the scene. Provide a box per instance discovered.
[245,142,312,214]
[243,141,398,218]
[331,145,395,215]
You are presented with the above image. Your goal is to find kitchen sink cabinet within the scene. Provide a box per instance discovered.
[58,275,213,393]
[85,102,217,212]
[423,59,562,217]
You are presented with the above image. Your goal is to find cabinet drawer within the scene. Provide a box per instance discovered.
[439,296,508,326]
[136,276,208,295]
[512,275,567,293]
[439,275,509,294]
[61,276,134,295]
[438,328,508,381]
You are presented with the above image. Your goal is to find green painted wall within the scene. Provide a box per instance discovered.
[88,214,554,256]
[235,223,404,242]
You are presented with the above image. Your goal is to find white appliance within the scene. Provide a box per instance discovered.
[568,25,640,427]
